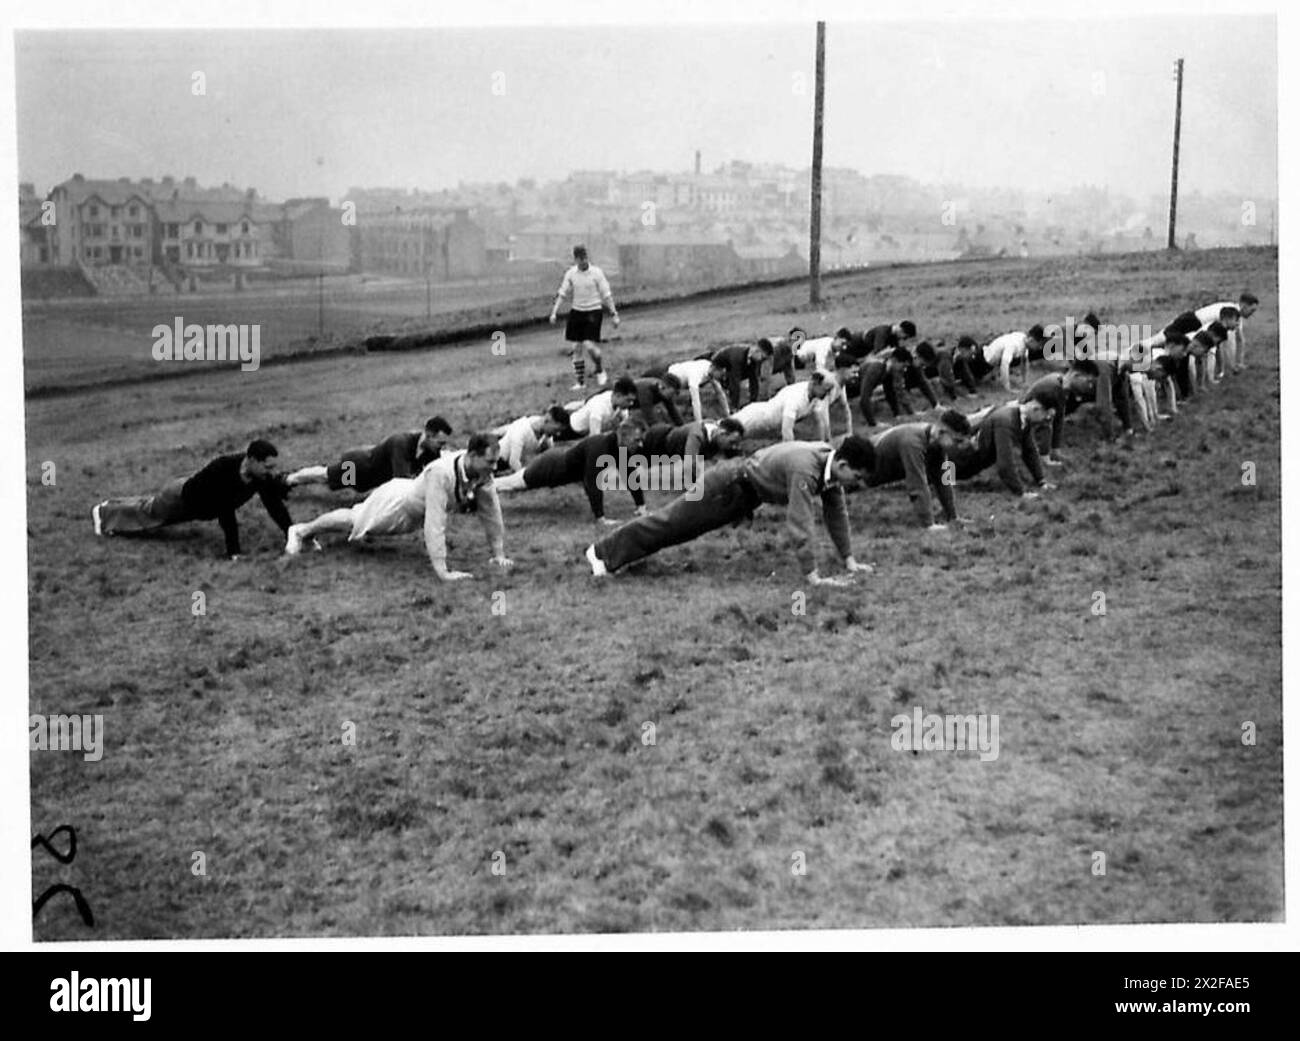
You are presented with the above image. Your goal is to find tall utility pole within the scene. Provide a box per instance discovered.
[1167,58,1184,250]
[809,21,826,305]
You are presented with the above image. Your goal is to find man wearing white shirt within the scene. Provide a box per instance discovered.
[1196,296,1255,377]
[567,378,639,438]
[665,357,730,423]
[492,406,570,474]
[732,371,836,442]
[284,432,512,582]
[794,334,842,373]
[549,244,620,390]
[984,325,1047,391]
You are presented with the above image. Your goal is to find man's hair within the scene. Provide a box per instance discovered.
[809,370,831,388]
[1205,321,1229,342]
[834,326,854,341]
[612,376,638,397]
[834,434,876,473]
[1240,292,1259,306]
[661,372,683,391]
[832,351,858,371]
[1192,330,1216,350]
[955,335,980,352]
[424,415,453,435]
[1218,305,1240,321]
[890,346,912,364]
[572,244,588,258]
[914,340,938,365]
[1165,330,1190,347]
[787,326,807,340]
[937,408,972,435]
[246,439,278,461]
[755,337,774,355]
[545,404,570,426]
[466,431,500,456]
[898,320,917,339]
[717,417,744,436]
[1080,312,1101,331]
[1026,323,1046,341]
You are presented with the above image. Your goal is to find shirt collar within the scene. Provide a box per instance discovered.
[822,449,837,488]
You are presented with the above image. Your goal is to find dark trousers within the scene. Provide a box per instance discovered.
[523,448,577,489]
[99,476,190,534]
[594,459,758,572]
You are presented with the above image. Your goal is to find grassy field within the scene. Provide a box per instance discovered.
[26,247,1281,938]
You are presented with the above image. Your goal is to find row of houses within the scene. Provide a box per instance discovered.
[19,176,493,286]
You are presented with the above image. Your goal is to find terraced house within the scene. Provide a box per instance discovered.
[45,174,153,268]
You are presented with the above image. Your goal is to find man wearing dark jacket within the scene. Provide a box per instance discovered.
[1020,370,1094,461]
[93,439,293,558]
[947,400,1056,498]
[709,341,773,409]
[640,418,745,463]
[585,436,877,584]
[493,417,648,523]
[865,409,972,529]
[286,416,451,491]
[632,376,685,428]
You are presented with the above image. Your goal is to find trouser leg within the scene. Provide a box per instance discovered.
[593,461,755,572]
[98,476,189,535]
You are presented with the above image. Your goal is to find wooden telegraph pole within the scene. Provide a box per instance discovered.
[810,22,826,304]
[1167,58,1184,250]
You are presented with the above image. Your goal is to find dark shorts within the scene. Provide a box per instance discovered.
[565,308,603,344]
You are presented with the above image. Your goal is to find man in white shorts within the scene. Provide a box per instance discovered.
[284,432,512,581]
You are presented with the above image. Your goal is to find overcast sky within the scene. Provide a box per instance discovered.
[14,17,1277,204]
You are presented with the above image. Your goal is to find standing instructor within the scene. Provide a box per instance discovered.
[550,244,620,391]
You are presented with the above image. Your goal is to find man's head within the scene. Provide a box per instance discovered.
[931,408,973,454]
[541,405,570,438]
[954,335,980,356]
[832,351,859,381]
[1163,330,1190,358]
[1020,398,1054,427]
[1204,321,1229,345]
[914,340,938,367]
[464,432,500,479]
[572,244,589,271]
[1239,292,1259,318]
[1190,330,1216,358]
[615,414,648,451]
[612,376,639,410]
[1026,324,1047,349]
[885,345,912,373]
[831,434,876,490]
[1079,312,1102,333]
[807,370,836,400]
[749,339,773,364]
[714,417,744,455]
[1216,305,1241,330]
[894,320,917,343]
[244,438,279,480]
[418,415,453,457]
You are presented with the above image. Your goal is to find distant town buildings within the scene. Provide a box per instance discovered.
[18,160,1275,297]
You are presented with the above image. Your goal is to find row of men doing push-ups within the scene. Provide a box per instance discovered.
[89,290,1259,585]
